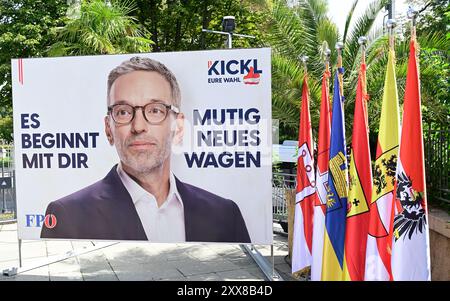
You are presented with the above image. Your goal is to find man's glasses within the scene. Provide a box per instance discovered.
[108,102,180,125]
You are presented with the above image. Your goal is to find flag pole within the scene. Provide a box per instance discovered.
[324,48,331,101]
[407,7,418,41]
[300,55,309,75]
[358,36,368,118]
[335,42,344,97]
[358,36,367,91]
[324,48,331,74]
[358,36,367,65]
[335,42,343,68]
[406,7,419,40]
[386,19,397,50]
[300,55,309,100]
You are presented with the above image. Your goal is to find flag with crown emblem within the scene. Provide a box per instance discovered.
[321,67,348,280]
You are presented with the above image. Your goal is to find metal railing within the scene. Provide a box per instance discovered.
[424,126,450,207]
[272,172,296,231]
[0,144,16,222]
[1,127,448,225]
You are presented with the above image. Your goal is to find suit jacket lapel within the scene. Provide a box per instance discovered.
[101,165,147,240]
[175,177,197,241]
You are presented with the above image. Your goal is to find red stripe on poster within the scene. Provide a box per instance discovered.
[18,59,23,84]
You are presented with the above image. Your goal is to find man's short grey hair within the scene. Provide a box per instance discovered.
[107,56,181,108]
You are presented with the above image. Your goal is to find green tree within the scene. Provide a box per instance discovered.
[0,115,13,143]
[0,0,69,140]
[405,0,450,127]
[260,0,448,143]
[133,0,264,52]
[261,0,386,141]
[408,0,449,35]
[48,0,153,56]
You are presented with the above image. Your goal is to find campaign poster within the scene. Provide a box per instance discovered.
[11,48,272,244]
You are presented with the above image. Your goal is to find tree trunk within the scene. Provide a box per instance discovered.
[174,0,188,50]
[148,0,159,52]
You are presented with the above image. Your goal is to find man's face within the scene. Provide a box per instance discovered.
[105,70,184,175]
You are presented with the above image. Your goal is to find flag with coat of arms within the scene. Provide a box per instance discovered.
[292,75,316,274]
[311,66,331,281]
[321,67,348,280]
[391,36,431,281]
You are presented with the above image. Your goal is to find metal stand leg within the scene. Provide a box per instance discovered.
[271,244,274,280]
[241,244,283,281]
[3,241,118,277]
[271,244,280,280]
[18,239,22,268]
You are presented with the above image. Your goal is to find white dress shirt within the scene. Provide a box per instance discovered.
[116,164,186,242]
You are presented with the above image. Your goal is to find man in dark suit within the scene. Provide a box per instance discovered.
[41,57,250,243]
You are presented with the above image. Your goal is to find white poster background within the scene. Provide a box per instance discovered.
[12,48,272,244]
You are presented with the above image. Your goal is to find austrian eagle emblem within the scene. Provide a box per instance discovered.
[393,171,427,241]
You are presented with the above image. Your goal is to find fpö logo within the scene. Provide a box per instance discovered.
[207,59,262,85]
[25,214,57,229]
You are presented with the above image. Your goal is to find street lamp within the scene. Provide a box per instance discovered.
[202,16,255,49]
[222,16,236,32]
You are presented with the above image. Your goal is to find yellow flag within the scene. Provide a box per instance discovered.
[365,49,400,280]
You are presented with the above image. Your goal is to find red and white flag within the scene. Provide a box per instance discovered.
[391,38,431,281]
[311,68,331,280]
[292,75,316,273]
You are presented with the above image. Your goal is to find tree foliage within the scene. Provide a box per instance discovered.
[407,0,450,127]
[0,0,448,143]
[259,0,448,145]
[132,0,265,51]
[409,0,449,36]
[0,0,69,142]
[0,0,68,112]
[0,115,12,143]
[48,0,153,56]
[261,0,387,141]
[0,0,265,141]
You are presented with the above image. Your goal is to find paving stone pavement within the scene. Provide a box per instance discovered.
[0,222,300,281]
